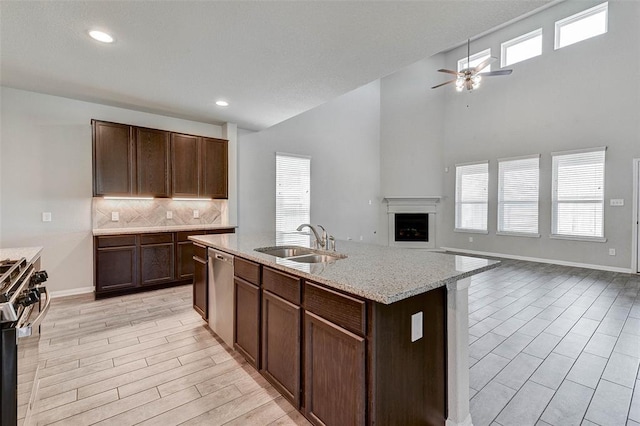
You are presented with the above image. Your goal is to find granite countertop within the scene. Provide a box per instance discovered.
[92,224,238,236]
[0,247,43,265]
[189,232,500,304]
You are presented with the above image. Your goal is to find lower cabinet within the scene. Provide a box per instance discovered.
[192,247,208,319]
[304,311,366,426]
[261,290,301,408]
[234,277,261,368]
[95,245,137,292]
[140,243,175,286]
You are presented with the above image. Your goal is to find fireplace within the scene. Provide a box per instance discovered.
[385,196,441,249]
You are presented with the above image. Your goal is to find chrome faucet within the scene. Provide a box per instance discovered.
[317,225,328,249]
[296,224,325,249]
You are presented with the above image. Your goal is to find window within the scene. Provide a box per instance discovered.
[501,29,543,67]
[458,48,492,72]
[552,148,606,240]
[455,162,489,232]
[498,155,540,235]
[555,2,608,50]
[276,153,311,246]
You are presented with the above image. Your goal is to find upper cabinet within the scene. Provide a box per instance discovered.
[92,120,228,199]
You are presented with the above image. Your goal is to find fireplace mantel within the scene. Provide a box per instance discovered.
[385,196,441,248]
[384,196,442,204]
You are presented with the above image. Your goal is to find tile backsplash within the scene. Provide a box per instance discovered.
[92,198,227,230]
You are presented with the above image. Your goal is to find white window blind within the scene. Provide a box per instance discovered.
[498,156,540,235]
[458,48,492,72]
[555,2,608,50]
[552,148,605,239]
[276,153,311,246]
[455,162,489,232]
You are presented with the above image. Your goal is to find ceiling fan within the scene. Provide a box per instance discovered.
[432,39,512,91]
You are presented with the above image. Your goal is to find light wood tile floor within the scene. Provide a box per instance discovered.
[29,285,311,426]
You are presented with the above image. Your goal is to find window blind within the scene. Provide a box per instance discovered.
[498,156,539,234]
[455,162,489,231]
[276,153,311,246]
[552,148,605,238]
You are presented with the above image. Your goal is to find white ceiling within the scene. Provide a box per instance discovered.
[0,1,553,131]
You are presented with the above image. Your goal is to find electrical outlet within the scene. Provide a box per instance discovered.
[610,199,624,207]
[193,210,199,219]
[469,236,473,243]
[609,248,616,256]
[42,212,52,222]
[166,211,173,219]
[368,199,372,205]
[111,212,119,222]
[360,235,363,241]
[445,167,449,173]
[411,312,423,342]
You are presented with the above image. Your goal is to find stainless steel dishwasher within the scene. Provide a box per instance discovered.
[208,248,234,347]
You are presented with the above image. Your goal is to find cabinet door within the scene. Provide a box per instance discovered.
[201,137,228,199]
[140,243,175,286]
[171,133,200,197]
[96,246,137,293]
[262,290,301,408]
[177,241,195,280]
[136,127,170,197]
[93,121,133,196]
[193,255,207,319]
[234,277,260,368]
[305,311,365,426]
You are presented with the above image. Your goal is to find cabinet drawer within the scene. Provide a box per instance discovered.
[140,233,174,245]
[235,257,260,286]
[304,282,366,336]
[263,267,300,305]
[96,235,136,248]
[193,243,207,260]
[177,231,201,242]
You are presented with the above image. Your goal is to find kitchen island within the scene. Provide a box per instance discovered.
[190,232,499,426]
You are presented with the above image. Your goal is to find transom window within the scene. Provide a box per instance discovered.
[455,162,489,232]
[498,155,540,235]
[552,148,606,239]
[458,48,492,73]
[501,29,543,67]
[555,2,608,49]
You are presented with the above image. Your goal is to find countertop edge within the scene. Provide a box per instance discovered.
[189,236,500,304]
[93,224,238,236]
[0,246,43,265]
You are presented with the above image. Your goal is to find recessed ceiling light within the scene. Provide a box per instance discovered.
[215,100,229,107]
[89,30,114,43]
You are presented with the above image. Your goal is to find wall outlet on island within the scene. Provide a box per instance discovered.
[166,211,173,219]
[111,212,119,222]
[193,210,199,219]
[468,236,473,243]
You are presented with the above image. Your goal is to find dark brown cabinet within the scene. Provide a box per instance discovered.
[140,233,175,286]
[171,134,229,199]
[93,121,134,196]
[93,120,228,199]
[234,276,261,368]
[261,290,301,408]
[304,311,366,426]
[136,128,170,197]
[95,244,137,292]
[193,244,208,319]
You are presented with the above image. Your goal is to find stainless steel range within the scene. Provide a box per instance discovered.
[0,257,49,426]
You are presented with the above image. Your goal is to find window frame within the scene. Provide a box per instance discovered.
[497,154,541,238]
[554,2,608,50]
[551,147,607,242]
[454,160,489,234]
[457,48,492,73]
[501,28,543,67]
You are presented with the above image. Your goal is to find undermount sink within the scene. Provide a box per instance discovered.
[254,246,346,263]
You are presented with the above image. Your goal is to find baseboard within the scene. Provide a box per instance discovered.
[50,286,95,298]
[440,247,633,274]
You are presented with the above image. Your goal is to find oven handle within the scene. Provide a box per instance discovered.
[16,286,51,339]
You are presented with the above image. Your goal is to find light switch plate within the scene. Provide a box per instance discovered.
[610,199,624,206]
[166,211,173,219]
[411,312,423,342]
[609,248,616,256]
[42,212,52,222]
[111,212,119,222]
[193,210,199,218]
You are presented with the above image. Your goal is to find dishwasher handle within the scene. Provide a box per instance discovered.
[208,248,234,264]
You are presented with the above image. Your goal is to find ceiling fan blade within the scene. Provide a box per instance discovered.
[473,56,497,73]
[479,69,513,77]
[431,79,457,89]
[437,68,460,76]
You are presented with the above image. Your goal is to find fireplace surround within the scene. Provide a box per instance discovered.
[385,196,441,249]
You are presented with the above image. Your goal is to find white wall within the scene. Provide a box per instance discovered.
[436,0,640,270]
[0,87,234,293]
[238,81,380,243]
